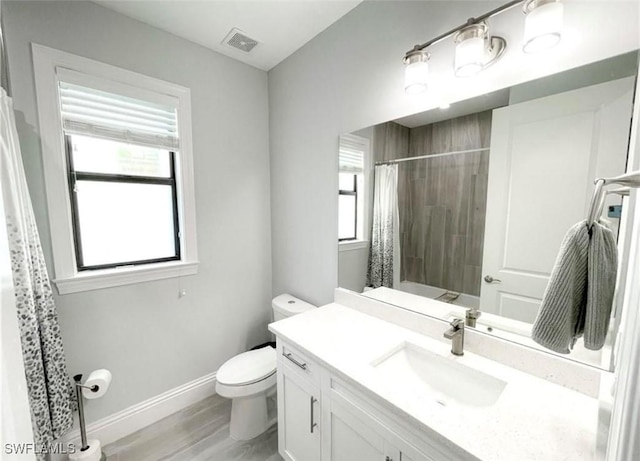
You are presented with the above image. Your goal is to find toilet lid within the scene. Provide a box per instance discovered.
[217,347,276,386]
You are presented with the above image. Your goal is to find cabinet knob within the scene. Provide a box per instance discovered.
[386,457,392,461]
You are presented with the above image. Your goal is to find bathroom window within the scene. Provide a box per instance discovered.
[32,45,198,294]
[65,135,180,270]
[338,173,359,241]
[338,134,369,249]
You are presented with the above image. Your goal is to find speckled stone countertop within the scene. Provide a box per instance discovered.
[269,303,599,461]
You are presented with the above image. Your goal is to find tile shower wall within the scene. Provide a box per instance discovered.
[373,122,410,162]
[373,112,492,296]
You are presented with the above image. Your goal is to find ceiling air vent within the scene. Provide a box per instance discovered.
[222,28,259,53]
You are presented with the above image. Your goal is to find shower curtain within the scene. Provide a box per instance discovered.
[1,87,74,451]
[366,164,399,288]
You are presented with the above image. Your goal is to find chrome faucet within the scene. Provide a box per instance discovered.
[465,308,481,328]
[444,318,464,356]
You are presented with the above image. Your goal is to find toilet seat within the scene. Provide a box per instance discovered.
[217,346,276,386]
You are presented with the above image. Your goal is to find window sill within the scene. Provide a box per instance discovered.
[54,261,199,294]
[339,240,369,252]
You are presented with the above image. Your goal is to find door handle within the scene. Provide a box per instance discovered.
[310,396,317,433]
[484,275,502,284]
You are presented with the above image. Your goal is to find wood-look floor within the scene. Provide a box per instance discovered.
[104,394,283,461]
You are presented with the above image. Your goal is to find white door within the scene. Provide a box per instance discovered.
[278,367,321,461]
[480,77,635,323]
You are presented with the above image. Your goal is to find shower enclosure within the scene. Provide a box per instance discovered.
[368,111,492,306]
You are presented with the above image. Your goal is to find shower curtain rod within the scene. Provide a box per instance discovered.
[374,147,489,166]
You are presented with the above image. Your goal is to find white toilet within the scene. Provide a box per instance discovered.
[216,294,315,440]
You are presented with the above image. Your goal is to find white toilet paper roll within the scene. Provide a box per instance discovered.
[68,439,102,461]
[82,369,112,400]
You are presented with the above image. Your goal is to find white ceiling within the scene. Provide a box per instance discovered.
[93,0,362,71]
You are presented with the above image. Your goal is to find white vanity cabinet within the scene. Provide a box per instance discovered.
[276,339,454,461]
[272,303,602,461]
[277,343,322,461]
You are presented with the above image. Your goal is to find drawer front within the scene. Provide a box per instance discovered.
[278,339,321,386]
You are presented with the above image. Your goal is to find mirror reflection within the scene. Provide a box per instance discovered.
[338,51,639,370]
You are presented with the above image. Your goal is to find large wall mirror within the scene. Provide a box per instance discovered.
[337,51,639,371]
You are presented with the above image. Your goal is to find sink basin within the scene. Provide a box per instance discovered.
[371,342,506,407]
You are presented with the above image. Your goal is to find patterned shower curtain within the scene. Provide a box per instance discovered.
[1,88,74,452]
[366,164,399,288]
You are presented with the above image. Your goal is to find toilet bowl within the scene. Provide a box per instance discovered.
[216,346,277,440]
[215,294,315,440]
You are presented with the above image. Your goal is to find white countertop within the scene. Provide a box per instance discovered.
[269,303,600,461]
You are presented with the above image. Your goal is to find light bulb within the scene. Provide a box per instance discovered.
[454,23,489,78]
[523,0,563,53]
[404,51,430,94]
[455,36,485,77]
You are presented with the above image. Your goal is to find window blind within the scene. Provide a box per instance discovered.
[339,134,368,174]
[58,81,179,150]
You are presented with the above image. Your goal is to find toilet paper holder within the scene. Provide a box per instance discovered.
[73,374,106,461]
[74,375,99,393]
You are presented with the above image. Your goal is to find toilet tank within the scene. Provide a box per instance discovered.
[272,294,315,322]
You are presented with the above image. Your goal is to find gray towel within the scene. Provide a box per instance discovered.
[584,222,618,350]
[532,220,617,353]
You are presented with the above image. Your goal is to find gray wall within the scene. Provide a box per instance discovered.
[268,0,639,307]
[3,1,271,423]
[337,249,367,293]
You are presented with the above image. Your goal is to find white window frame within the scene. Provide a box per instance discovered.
[338,133,370,252]
[32,44,198,294]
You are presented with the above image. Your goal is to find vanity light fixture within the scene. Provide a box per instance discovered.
[403,0,563,93]
[522,0,564,53]
[404,50,430,94]
[454,22,506,77]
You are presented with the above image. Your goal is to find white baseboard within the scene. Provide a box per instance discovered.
[53,372,217,460]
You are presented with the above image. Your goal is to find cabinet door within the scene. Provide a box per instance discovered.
[329,399,387,461]
[278,365,321,461]
[393,441,432,461]
[328,385,434,461]
[398,449,426,461]
[328,402,430,461]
